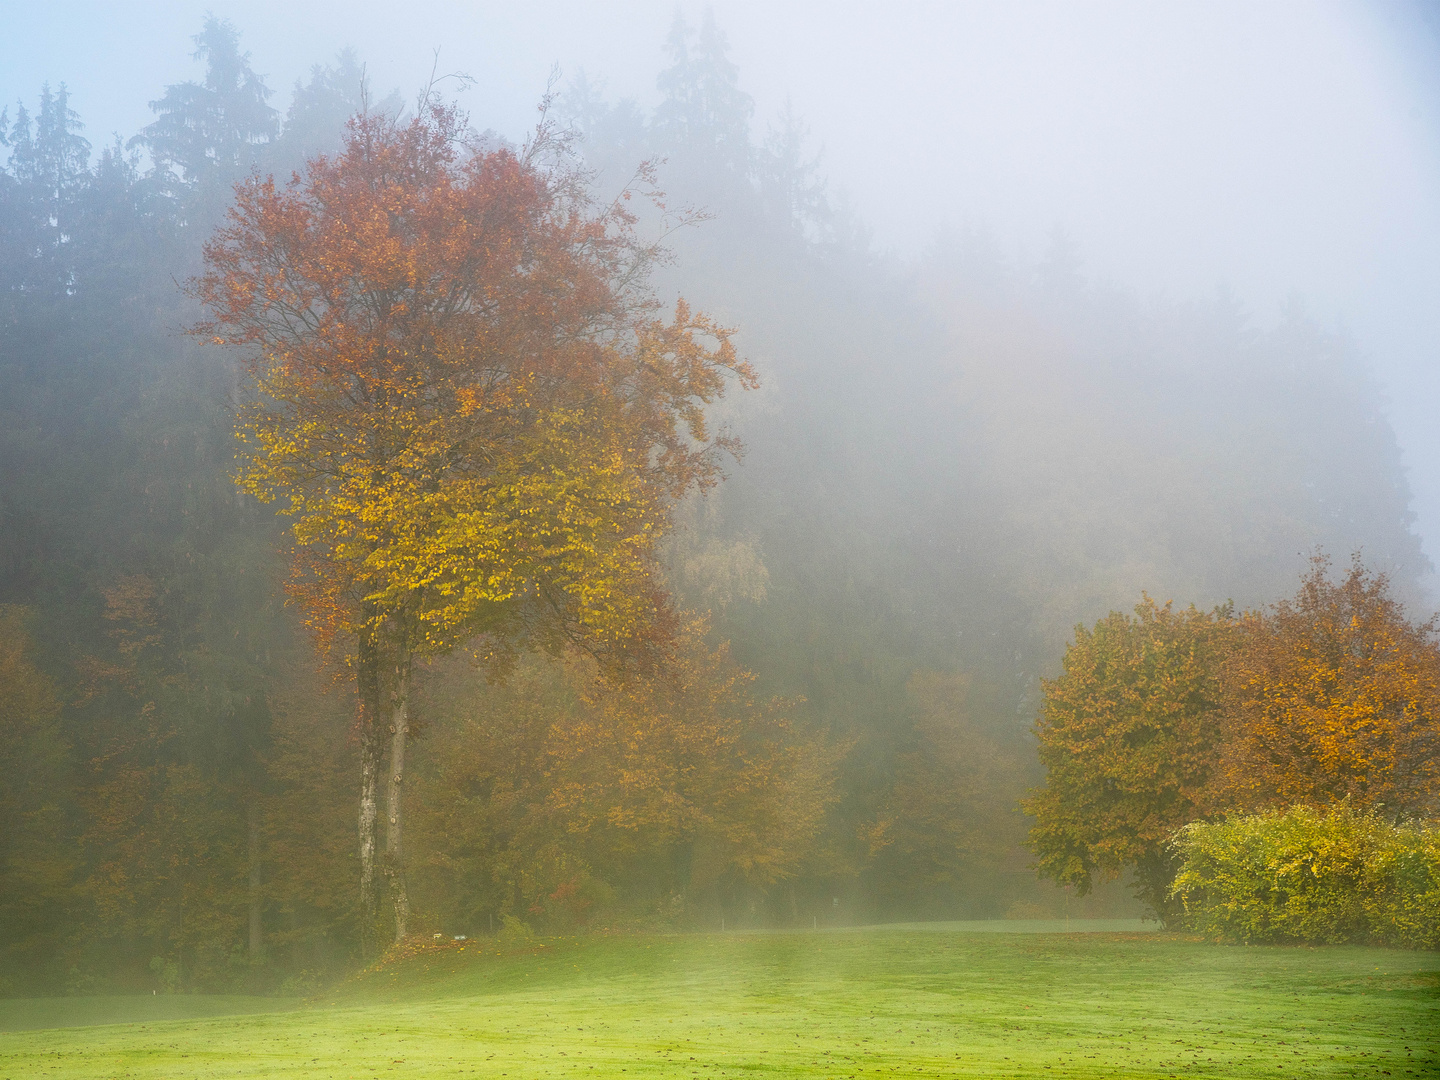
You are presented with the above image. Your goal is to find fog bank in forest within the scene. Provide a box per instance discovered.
[0,5,1435,992]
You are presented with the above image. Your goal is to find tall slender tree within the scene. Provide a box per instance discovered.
[652,9,754,178]
[133,16,278,207]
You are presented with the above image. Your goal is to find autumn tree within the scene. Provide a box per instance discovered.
[545,617,835,911]
[869,672,1025,914]
[1215,555,1440,817]
[409,616,835,930]
[1024,598,1235,920]
[2,59,294,989]
[195,99,753,949]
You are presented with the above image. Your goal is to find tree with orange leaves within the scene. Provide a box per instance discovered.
[1215,555,1440,817]
[194,98,753,950]
[406,615,837,932]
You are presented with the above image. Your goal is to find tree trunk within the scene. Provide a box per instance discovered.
[357,629,383,960]
[358,719,381,956]
[247,801,263,959]
[384,657,411,942]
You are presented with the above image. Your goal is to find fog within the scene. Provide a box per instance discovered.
[7,0,1440,563]
[2,0,1439,988]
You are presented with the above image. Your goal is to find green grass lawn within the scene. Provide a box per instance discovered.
[1,926,1434,1078]
[0,993,301,1033]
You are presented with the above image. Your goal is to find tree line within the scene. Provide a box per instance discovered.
[1,13,1431,993]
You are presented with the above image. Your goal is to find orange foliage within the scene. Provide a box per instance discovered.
[1215,555,1440,816]
[409,618,837,926]
[194,100,753,665]
[545,618,837,892]
[0,608,74,970]
[876,672,1024,891]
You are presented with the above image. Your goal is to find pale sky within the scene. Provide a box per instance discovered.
[6,0,1440,577]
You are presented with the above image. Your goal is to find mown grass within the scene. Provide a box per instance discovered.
[1,926,1435,1078]
[0,993,300,1033]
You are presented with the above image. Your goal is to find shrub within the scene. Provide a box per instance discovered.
[496,915,538,951]
[1169,804,1440,948]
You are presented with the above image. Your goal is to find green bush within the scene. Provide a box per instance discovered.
[1169,804,1440,948]
[496,915,538,951]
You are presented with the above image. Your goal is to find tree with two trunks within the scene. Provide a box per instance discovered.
[195,97,754,951]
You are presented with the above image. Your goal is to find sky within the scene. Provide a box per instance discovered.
[6,0,1440,579]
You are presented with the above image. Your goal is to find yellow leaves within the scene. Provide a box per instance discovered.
[1169,804,1440,947]
[0,607,61,733]
[1026,597,1236,904]
[191,113,757,859]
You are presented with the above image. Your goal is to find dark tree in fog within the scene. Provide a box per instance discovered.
[133,16,278,200]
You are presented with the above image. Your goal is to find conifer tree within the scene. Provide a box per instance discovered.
[134,16,278,204]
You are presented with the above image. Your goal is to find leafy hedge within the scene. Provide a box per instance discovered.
[1169,804,1439,948]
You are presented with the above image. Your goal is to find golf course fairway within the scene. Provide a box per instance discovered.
[2,926,1434,1078]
